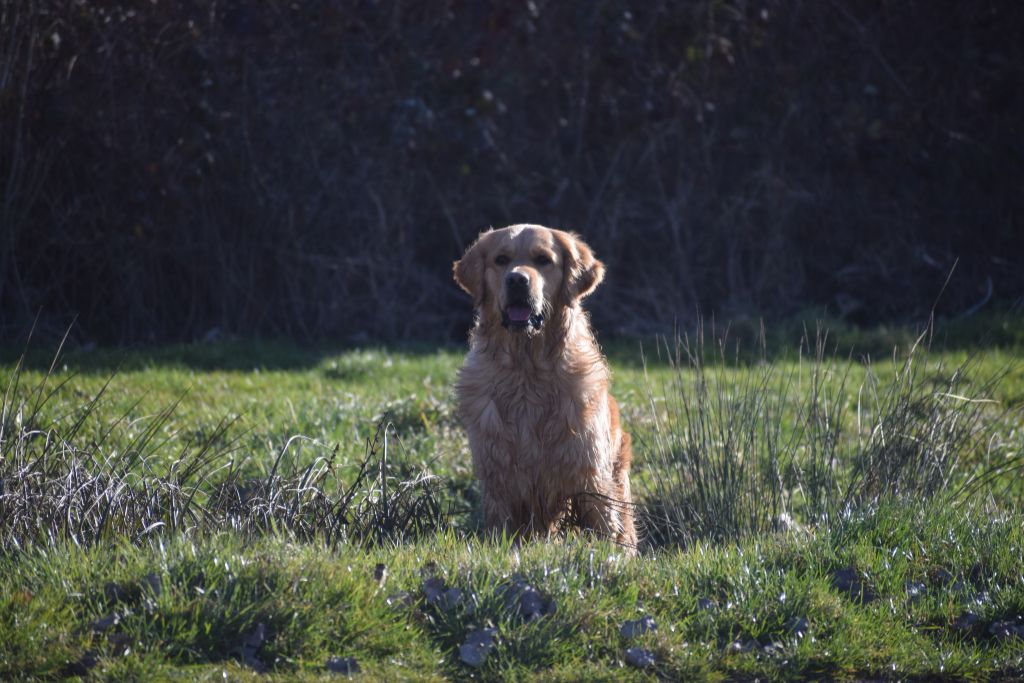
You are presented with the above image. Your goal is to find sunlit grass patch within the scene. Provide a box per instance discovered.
[1,320,1022,679]
[635,325,1022,548]
[0,504,1021,680]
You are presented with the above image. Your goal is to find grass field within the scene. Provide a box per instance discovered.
[1,316,1023,680]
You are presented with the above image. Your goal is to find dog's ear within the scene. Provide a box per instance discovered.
[453,231,490,306]
[556,231,605,303]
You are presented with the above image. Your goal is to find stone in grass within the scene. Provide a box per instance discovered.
[422,576,446,602]
[459,627,498,668]
[904,581,927,602]
[785,616,809,638]
[103,573,161,606]
[326,656,361,675]
[949,579,975,601]
[932,568,955,587]
[727,639,758,654]
[515,585,550,620]
[696,597,715,612]
[89,613,120,633]
[971,591,992,608]
[387,590,412,606]
[141,573,163,613]
[988,619,1024,641]
[103,581,134,604]
[438,587,463,610]
[620,616,657,638]
[831,567,877,604]
[142,572,163,597]
[62,651,99,677]
[423,576,463,611]
[107,632,132,657]
[499,578,557,622]
[625,647,656,668]
[236,622,268,673]
[952,611,981,632]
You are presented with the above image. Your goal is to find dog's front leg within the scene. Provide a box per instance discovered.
[575,484,636,554]
[483,496,530,540]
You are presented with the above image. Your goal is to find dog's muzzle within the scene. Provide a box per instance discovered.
[502,305,544,330]
[502,272,544,331]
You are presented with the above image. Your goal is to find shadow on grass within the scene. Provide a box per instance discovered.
[0,337,464,374]
[2,311,1021,375]
[601,309,1024,368]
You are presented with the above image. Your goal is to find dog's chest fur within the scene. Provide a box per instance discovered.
[456,339,612,487]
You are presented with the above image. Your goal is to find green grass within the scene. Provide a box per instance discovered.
[2,340,463,475]
[1,318,1023,680]
[6,333,1023,484]
[1,505,1022,681]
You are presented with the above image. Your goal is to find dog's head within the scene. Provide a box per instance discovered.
[453,224,605,335]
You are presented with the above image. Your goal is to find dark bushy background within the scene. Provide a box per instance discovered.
[2,0,1022,343]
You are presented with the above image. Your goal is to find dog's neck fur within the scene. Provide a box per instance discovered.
[470,302,605,379]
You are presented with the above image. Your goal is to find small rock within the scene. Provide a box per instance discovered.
[238,650,267,673]
[459,627,497,668]
[831,567,876,603]
[89,613,120,633]
[728,639,757,653]
[785,616,809,637]
[498,578,556,621]
[63,651,99,677]
[952,611,980,632]
[423,576,446,603]
[950,580,972,600]
[439,588,463,610]
[104,582,134,604]
[620,616,657,638]
[102,574,160,612]
[107,632,132,657]
[237,622,268,673]
[517,586,545,618]
[528,591,556,619]
[143,572,163,597]
[904,581,927,602]
[447,587,464,605]
[988,620,1024,641]
[831,568,857,591]
[624,647,656,668]
[387,591,413,609]
[423,576,461,610]
[243,622,266,649]
[326,656,361,675]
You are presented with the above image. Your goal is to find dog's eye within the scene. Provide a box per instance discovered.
[494,255,510,266]
[534,254,552,266]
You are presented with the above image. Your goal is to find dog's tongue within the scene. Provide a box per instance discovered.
[507,306,532,323]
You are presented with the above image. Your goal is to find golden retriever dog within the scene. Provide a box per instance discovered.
[453,224,636,551]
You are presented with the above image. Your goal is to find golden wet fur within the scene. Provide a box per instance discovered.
[453,224,636,551]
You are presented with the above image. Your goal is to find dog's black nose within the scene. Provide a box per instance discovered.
[506,271,529,292]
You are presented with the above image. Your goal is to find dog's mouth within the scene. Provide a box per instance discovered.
[502,304,544,331]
